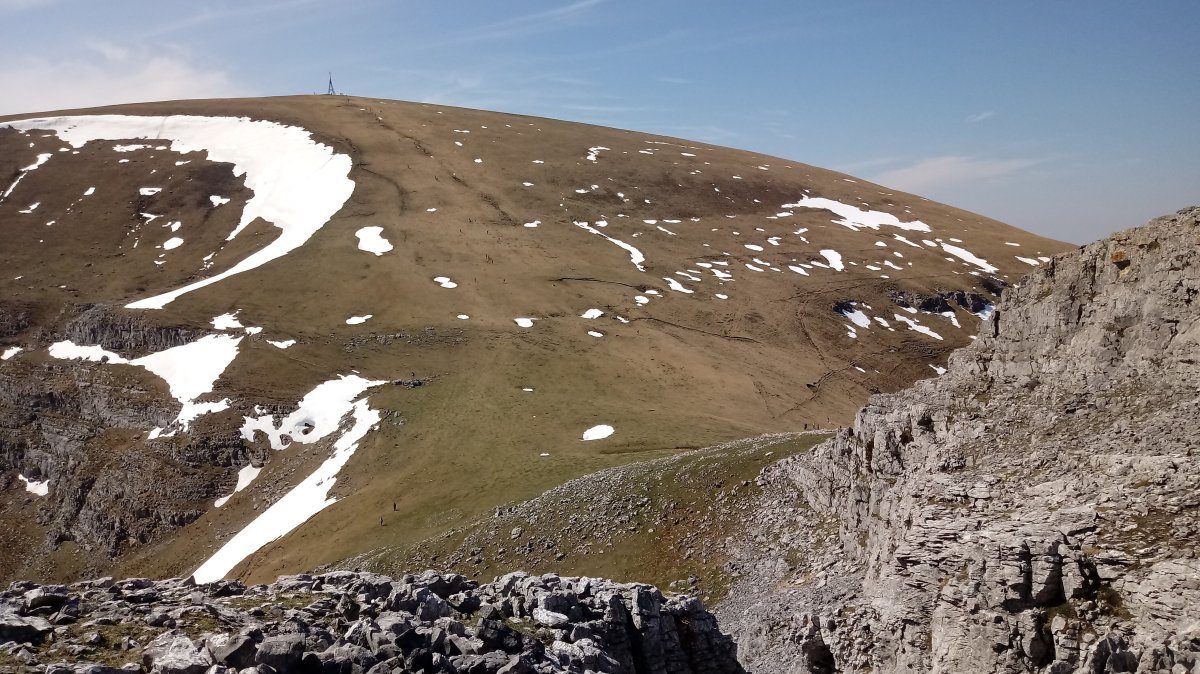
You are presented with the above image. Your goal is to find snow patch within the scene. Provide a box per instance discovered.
[355,226,393,255]
[214,464,261,508]
[841,308,871,329]
[820,249,845,271]
[212,313,244,330]
[18,475,48,496]
[1,115,355,310]
[785,197,931,232]
[572,221,645,271]
[941,243,997,273]
[582,424,614,441]
[197,375,384,582]
[893,314,943,340]
[663,277,694,294]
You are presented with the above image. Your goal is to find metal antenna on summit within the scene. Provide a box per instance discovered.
[326,72,336,96]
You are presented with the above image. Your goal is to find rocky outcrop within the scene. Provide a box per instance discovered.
[0,312,254,577]
[0,571,742,674]
[718,208,1200,673]
[62,306,202,359]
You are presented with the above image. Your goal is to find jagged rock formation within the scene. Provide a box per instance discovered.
[718,207,1200,673]
[0,570,741,673]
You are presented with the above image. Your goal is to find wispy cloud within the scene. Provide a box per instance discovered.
[871,155,1043,192]
[0,42,248,115]
[144,0,327,38]
[966,111,996,123]
[420,0,605,48]
[0,0,54,11]
[835,156,902,173]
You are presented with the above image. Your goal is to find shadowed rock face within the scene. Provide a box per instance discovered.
[718,207,1200,673]
[0,570,743,674]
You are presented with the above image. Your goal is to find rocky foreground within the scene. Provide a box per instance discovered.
[0,571,742,673]
[719,208,1200,673]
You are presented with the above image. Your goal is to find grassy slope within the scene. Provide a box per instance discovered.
[0,96,1072,584]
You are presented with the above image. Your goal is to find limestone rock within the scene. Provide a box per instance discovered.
[718,208,1200,673]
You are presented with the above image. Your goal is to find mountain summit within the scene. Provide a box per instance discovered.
[0,96,1068,585]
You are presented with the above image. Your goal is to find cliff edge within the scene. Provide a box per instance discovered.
[719,207,1200,673]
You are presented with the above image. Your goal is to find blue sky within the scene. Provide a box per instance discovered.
[2,0,1196,243]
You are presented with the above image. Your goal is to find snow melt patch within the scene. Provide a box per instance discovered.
[893,314,944,340]
[214,464,261,508]
[18,475,48,496]
[162,237,184,251]
[211,313,244,330]
[785,197,931,233]
[941,243,997,273]
[514,317,535,328]
[586,146,610,162]
[346,315,372,325]
[1,347,21,361]
[267,339,296,349]
[572,221,645,271]
[581,309,603,319]
[197,375,384,582]
[663,277,694,294]
[582,424,614,441]
[49,335,241,430]
[210,195,230,207]
[238,374,383,451]
[0,115,355,310]
[0,153,52,202]
[841,308,871,329]
[433,276,457,289]
[355,226,393,255]
[819,249,845,271]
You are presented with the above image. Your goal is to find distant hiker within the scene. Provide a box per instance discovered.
[379,516,384,526]
[392,501,397,511]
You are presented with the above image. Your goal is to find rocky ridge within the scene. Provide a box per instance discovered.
[0,570,741,674]
[717,207,1200,672]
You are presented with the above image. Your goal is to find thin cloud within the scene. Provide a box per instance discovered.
[0,0,54,11]
[144,0,329,37]
[836,156,902,173]
[418,0,605,48]
[0,43,248,115]
[966,111,996,123]
[871,155,1043,192]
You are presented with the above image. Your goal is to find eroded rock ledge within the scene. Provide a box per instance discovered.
[718,208,1200,673]
[0,570,743,674]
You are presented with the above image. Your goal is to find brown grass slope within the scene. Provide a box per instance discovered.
[0,95,1071,584]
